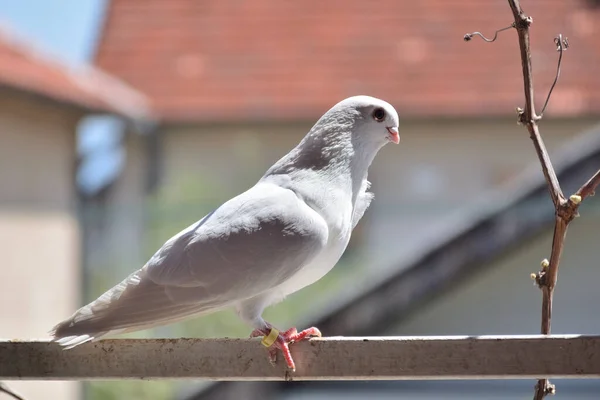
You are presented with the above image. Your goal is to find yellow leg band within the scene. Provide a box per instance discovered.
[261,328,279,347]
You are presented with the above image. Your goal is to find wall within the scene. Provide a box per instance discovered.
[0,91,81,400]
[390,209,600,336]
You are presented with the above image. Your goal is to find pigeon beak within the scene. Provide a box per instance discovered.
[386,127,400,144]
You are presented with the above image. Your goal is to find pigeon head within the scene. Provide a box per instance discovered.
[325,95,400,148]
[265,95,399,178]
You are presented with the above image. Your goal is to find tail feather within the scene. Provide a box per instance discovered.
[50,270,224,347]
[54,335,96,349]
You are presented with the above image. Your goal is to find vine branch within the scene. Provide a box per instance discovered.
[465,0,600,398]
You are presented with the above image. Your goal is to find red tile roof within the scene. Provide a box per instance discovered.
[96,0,600,122]
[0,26,150,120]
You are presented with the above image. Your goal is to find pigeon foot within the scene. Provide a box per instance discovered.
[250,325,322,371]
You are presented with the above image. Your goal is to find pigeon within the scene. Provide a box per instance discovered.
[50,95,400,371]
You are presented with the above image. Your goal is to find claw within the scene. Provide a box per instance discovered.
[251,325,322,371]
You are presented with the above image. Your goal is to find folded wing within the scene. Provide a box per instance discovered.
[51,182,328,345]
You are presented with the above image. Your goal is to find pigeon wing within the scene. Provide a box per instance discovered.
[51,182,328,344]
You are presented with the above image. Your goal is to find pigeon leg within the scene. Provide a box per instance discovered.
[250,324,322,371]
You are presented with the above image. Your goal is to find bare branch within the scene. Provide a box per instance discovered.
[503,0,600,398]
[534,380,556,400]
[538,218,569,294]
[528,126,565,208]
[575,169,600,201]
[507,1,565,208]
[504,1,572,397]
[0,382,26,400]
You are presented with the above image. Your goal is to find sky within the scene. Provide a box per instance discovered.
[0,0,126,196]
[0,0,106,64]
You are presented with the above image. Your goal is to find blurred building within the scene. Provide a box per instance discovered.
[92,0,600,271]
[0,27,149,400]
[22,0,599,399]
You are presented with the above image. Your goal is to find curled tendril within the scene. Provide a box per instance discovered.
[540,34,569,117]
[464,23,515,43]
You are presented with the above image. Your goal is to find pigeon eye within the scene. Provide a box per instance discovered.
[372,108,386,122]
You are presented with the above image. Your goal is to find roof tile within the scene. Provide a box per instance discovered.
[96,0,600,121]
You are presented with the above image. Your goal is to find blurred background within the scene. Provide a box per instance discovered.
[1,0,600,399]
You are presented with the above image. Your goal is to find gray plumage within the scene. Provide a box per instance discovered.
[51,95,400,348]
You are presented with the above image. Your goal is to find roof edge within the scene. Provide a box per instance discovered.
[0,23,154,122]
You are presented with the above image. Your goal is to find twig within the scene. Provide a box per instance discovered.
[0,382,25,400]
[508,1,565,208]
[465,0,600,399]
[575,170,600,200]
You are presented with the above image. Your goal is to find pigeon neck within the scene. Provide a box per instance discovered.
[271,125,380,200]
[347,136,381,200]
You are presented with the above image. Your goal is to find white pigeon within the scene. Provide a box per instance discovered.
[51,95,400,371]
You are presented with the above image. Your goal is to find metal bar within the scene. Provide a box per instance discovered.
[2,335,599,381]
